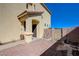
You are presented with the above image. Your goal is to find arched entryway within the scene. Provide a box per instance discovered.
[32,19,39,37]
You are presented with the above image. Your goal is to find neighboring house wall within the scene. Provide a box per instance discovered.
[51,28,78,43]
[52,29,61,42]
[62,28,75,37]
[51,28,76,43]
[0,3,26,43]
[62,27,79,42]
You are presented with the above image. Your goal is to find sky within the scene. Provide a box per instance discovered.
[45,3,79,28]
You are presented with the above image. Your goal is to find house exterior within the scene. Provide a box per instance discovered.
[0,3,51,44]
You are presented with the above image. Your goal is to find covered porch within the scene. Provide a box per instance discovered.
[17,10,44,43]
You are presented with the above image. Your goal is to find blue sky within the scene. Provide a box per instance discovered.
[45,3,79,28]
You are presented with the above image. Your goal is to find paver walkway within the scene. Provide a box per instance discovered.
[0,39,54,56]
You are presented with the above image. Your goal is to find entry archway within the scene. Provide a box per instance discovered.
[32,19,39,37]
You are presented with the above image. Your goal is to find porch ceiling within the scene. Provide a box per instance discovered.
[17,10,44,25]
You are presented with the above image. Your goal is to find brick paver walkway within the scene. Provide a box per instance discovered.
[0,39,53,56]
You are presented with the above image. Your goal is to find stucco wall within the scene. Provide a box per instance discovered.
[0,3,26,43]
[0,3,51,43]
[35,4,51,38]
[26,3,51,38]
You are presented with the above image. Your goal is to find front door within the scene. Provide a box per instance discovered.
[32,24,37,37]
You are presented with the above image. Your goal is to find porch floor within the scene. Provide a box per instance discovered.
[0,39,54,56]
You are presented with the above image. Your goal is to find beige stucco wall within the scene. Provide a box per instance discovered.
[26,16,42,38]
[25,3,51,38]
[0,3,26,43]
[0,3,51,43]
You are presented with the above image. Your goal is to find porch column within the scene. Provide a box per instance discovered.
[23,18,33,43]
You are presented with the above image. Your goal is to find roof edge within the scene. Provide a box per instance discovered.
[40,3,52,15]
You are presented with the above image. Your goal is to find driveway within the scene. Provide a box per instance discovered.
[0,39,54,56]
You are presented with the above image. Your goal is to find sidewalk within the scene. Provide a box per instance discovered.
[0,39,54,56]
[0,40,25,51]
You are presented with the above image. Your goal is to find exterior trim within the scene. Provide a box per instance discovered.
[41,3,52,15]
